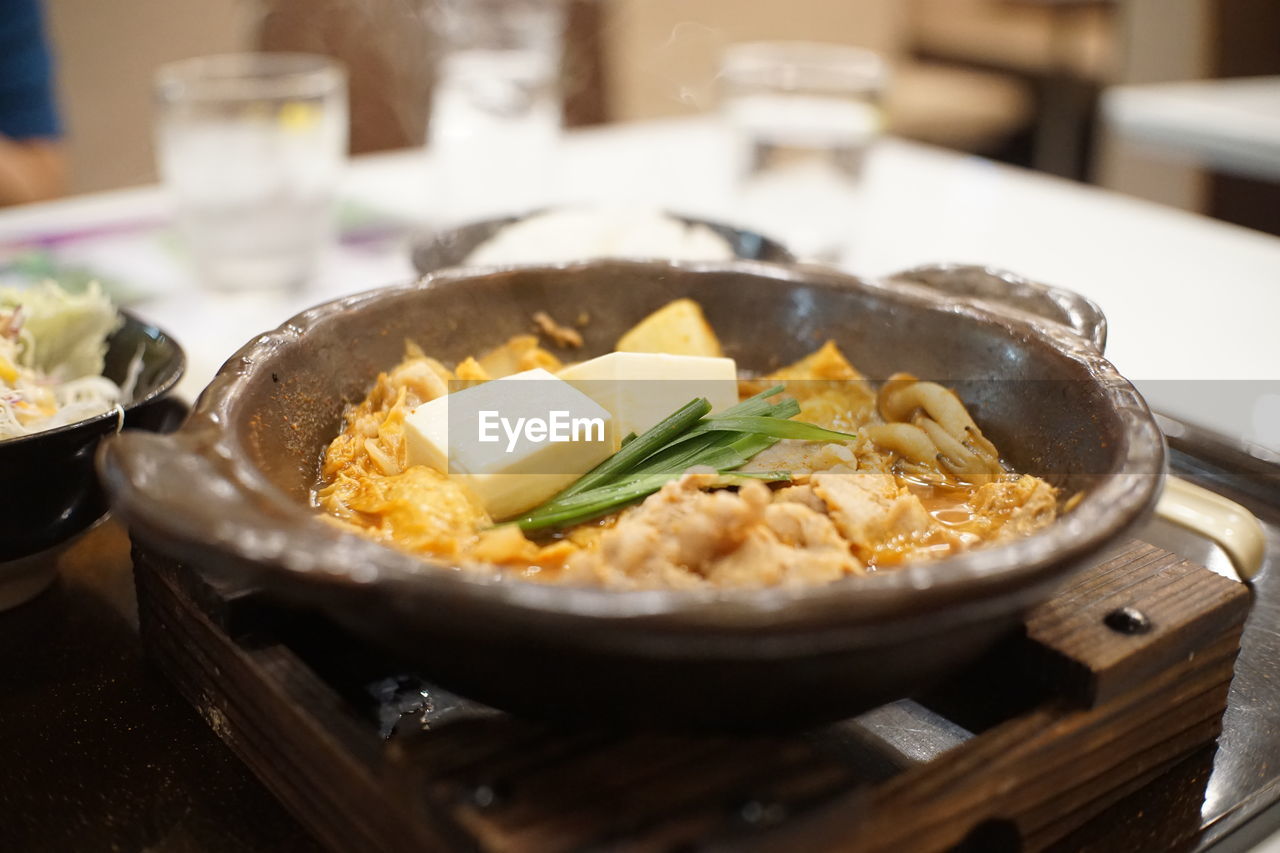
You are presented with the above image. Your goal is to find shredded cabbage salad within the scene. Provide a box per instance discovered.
[0,282,125,440]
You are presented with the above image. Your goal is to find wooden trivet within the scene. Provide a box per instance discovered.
[132,540,1249,852]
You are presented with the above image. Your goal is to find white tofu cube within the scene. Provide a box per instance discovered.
[558,352,738,444]
[404,368,615,519]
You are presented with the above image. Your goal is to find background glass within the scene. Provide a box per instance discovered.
[427,0,564,222]
[719,41,888,263]
[154,53,348,292]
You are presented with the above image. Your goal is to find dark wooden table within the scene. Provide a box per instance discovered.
[0,521,318,852]
[2,448,1277,851]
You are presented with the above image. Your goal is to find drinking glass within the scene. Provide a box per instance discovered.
[154,53,348,292]
[719,42,888,262]
[427,0,564,221]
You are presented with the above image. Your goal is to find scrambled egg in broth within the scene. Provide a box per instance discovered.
[315,302,1060,589]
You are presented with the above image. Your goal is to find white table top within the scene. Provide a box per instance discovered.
[1,117,1277,450]
[1102,76,1280,182]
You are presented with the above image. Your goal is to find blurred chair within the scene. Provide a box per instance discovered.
[258,0,435,154]
[887,63,1034,155]
[909,0,1115,82]
[258,0,608,154]
[598,0,1034,158]
[907,0,1119,178]
[1096,0,1280,235]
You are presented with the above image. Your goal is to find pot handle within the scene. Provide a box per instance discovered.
[886,264,1108,352]
[1156,476,1266,582]
[97,428,366,584]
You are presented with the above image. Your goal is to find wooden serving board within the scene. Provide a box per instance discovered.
[132,540,1249,853]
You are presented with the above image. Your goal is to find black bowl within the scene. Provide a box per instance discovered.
[410,210,796,273]
[0,312,184,562]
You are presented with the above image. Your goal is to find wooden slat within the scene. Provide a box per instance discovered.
[451,737,850,852]
[135,551,475,852]
[1025,540,1250,706]
[741,629,1243,853]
